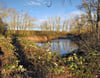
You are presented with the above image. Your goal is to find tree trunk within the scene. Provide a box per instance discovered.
[96,0,100,41]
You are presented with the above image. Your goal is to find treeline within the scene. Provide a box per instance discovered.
[39,14,87,33]
[0,3,36,35]
[40,16,69,32]
[0,0,100,39]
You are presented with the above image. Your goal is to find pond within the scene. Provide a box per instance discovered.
[37,39,78,55]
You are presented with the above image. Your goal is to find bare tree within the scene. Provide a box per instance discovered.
[96,0,100,40]
[55,16,61,32]
[62,20,66,32]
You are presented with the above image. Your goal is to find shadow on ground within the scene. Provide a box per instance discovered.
[11,34,46,78]
[0,47,4,78]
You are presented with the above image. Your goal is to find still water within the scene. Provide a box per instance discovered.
[37,39,78,55]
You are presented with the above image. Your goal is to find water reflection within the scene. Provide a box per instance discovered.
[37,39,78,55]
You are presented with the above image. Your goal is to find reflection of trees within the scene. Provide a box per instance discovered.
[52,40,60,50]
[66,40,70,52]
[62,41,66,51]
[51,39,78,53]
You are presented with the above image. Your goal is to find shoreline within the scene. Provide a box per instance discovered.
[25,34,80,43]
[26,35,67,43]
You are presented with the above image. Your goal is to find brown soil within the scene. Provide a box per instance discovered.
[26,35,67,43]
[27,35,48,43]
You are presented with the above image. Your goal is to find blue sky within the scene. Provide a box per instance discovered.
[1,0,82,20]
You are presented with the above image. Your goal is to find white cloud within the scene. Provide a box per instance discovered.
[37,0,43,1]
[37,0,47,5]
[65,11,86,19]
[38,19,47,23]
[28,1,41,6]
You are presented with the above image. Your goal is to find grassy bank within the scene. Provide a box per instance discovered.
[0,31,100,78]
[6,30,68,43]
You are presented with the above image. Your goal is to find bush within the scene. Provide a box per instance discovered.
[66,39,100,78]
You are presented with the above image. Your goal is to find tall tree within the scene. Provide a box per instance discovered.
[96,0,100,40]
[0,3,7,36]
